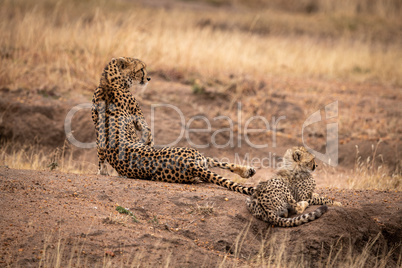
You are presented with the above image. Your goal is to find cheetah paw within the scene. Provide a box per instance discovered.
[98,163,109,176]
[296,201,309,214]
[242,167,256,178]
[97,169,109,176]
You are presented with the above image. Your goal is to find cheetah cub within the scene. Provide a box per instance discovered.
[246,146,342,227]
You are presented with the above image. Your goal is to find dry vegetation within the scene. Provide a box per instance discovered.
[27,230,401,268]
[0,0,401,187]
[0,141,97,174]
[1,0,402,94]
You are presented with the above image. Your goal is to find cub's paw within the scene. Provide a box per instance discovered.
[279,208,289,218]
[242,167,256,178]
[312,193,319,198]
[296,201,309,214]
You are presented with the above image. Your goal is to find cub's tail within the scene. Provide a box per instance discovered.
[274,206,328,227]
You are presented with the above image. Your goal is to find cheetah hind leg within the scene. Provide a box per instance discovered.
[278,208,289,218]
[246,198,269,221]
[308,194,342,207]
[206,157,256,178]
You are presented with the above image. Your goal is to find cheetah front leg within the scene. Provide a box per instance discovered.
[307,193,342,207]
[135,118,154,147]
[206,157,256,178]
[139,125,154,147]
[97,149,109,176]
[93,102,109,176]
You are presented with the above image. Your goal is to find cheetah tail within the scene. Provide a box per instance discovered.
[221,178,255,195]
[199,170,254,195]
[275,206,328,227]
[206,157,219,168]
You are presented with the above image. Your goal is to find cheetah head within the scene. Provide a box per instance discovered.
[102,57,151,90]
[282,146,317,173]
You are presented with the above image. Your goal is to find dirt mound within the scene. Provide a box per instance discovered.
[0,167,400,267]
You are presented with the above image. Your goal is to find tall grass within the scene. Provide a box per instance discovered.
[13,223,398,268]
[1,0,401,94]
[347,141,401,191]
[0,141,97,174]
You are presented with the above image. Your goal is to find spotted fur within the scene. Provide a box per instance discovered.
[246,147,342,227]
[91,57,256,194]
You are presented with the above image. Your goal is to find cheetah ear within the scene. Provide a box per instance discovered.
[134,59,145,73]
[115,57,129,70]
[293,150,302,162]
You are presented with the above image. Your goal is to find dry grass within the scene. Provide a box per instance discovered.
[7,224,399,268]
[316,140,401,191]
[227,224,400,268]
[1,0,402,95]
[0,141,97,174]
[347,141,401,191]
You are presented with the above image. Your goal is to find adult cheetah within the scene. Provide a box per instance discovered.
[91,57,255,194]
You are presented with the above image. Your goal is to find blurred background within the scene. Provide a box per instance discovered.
[0,0,401,190]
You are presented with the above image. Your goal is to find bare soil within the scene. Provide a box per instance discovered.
[0,167,401,267]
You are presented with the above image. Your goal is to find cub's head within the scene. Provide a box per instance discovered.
[282,146,317,173]
[102,57,151,89]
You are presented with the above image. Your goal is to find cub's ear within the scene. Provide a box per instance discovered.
[134,59,145,73]
[293,150,302,162]
[115,57,129,70]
